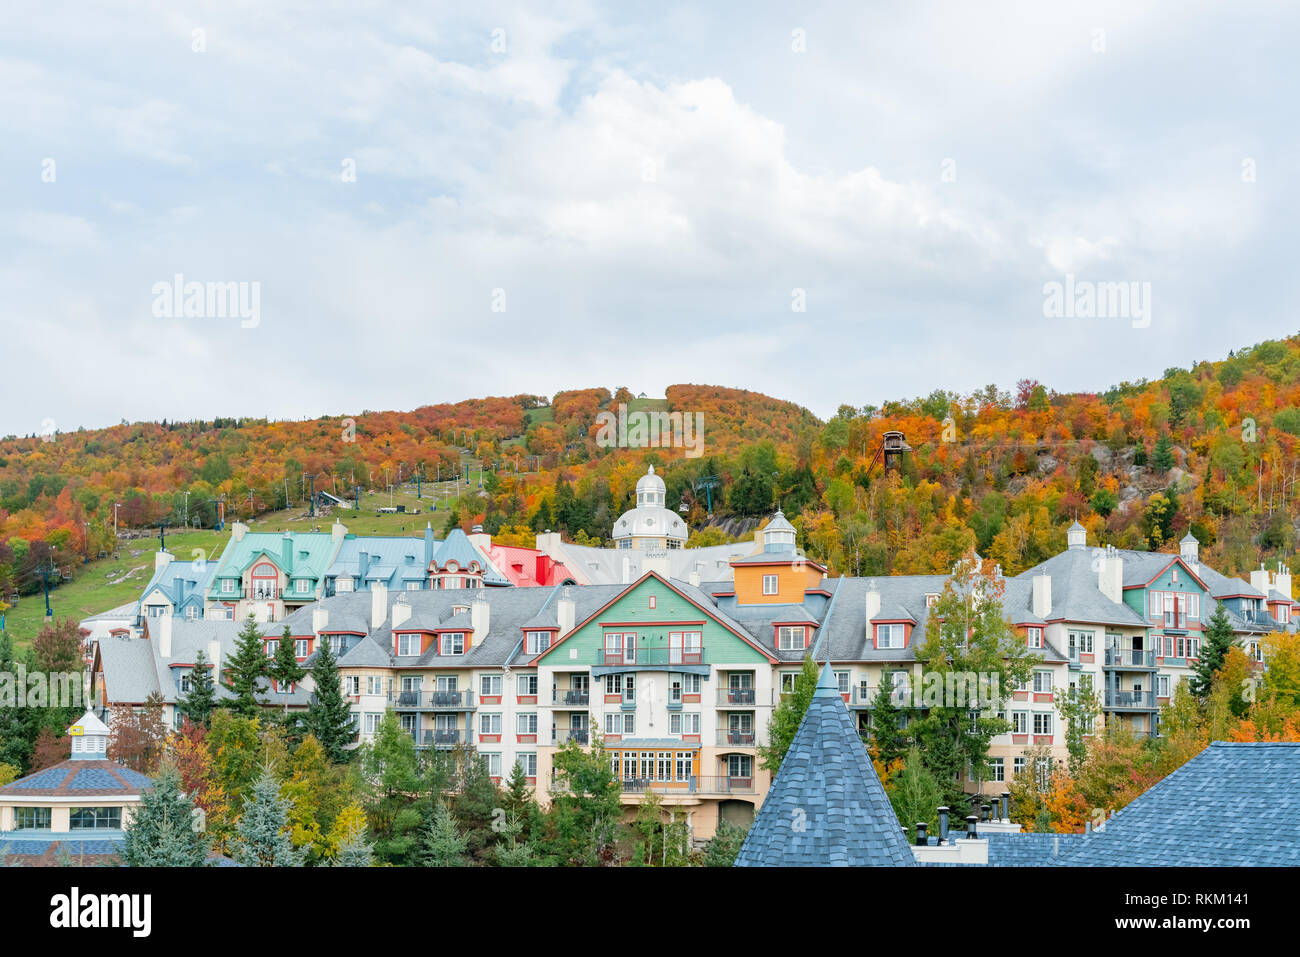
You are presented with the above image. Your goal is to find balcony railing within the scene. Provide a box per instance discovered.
[553,688,591,706]
[1103,649,1156,669]
[1104,690,1156,709]
[599,647,707,667]
[553,727,591,745]
[619,775,755,795]
[410,729,464,747]
[390,690,476,709]
[717,728,756,747]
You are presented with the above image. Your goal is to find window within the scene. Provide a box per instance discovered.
[925,593,939,607]
[344,675,360,696]
[1033,712,1054,736]
[70,806,122,830]
[265,639,279,658]
[406,582,422,591]
[1156,674,1171,698]
[440,632,465,656]
[525,631,551,655]
[648,595,656,609]
[515,754,537,778]
[762,574,779,595]
[777,626,806,651]
[1032,671,1052,694]
[668,631,702,663]
[604,632,636,663]
[1013,756,1026,779]
[1068,630,1094,657]
[517,674,539,696]
[221,578,235,594]
[365,675,384,696]
[273,679,294,694]
[989,757,1005,782]
[669,713,701,735]
[296,579,309,594]
[295,639,309,658]
[1027,627,1043,649]
[726,754,752,779]
[481,753,502,778]
[337,578,354,592]
[479,713,502,735]
[669,674,701,703]
[1036,757,1053,791]
[184,606,197,620]
[1012,711,1029,735]
[889,671,910,705]
[397,634,420,656]
[780,672,798,694]
[480,674,503,697]
[179,673,192,694]
[604,673,624,695]
[363,713,382,734]
[15,807,51,830]
[834,671,850,695]
[517,713,538,735]
[605,712,635,734]
[876,624,904,649]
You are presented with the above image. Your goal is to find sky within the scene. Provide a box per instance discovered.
[2,0,1297,436]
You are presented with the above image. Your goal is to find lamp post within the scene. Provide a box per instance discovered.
[113,502,121,539]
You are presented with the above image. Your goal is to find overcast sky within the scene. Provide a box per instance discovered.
[2,0,1297,436]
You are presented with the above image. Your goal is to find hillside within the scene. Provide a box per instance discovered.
[4,336,1300,628]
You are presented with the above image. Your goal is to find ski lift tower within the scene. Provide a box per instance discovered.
[868,430,913,476]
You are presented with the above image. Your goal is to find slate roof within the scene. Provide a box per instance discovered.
[137,559,218,615]
[984,830,1085,866]
[1013,549,1148,627]
[0,760,154,797]
[734,664,916,867]
[1055,742,1300,866]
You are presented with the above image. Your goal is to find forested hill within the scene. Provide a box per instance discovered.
[3,336,1300,601]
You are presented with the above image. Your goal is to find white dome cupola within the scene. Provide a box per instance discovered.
[762,510,797,552]
[68,711,110,760]
[635,465,666,508]
[613,466,686,550]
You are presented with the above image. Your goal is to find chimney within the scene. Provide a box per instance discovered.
[865,583,881,625]
[468,528,491,554]
[689,571,701,588]
[937,806,950,844]
[1275,562,1292,602]
[1032,573,1052,618]
[312,606,329,637]
[1180,532,1199,570]
[1001,792,1010,821]
[470,597,489,640]
[157,614,172,659]
[556,587,576,636]
[964,815,979,840]
[370,582,388,630]
[914,822,928,847]
[359,551,370,583]
[207,639,221,685]
[282,532,293,573]
[981,803,992,823]
[332,520,346,542]
[391,597,412,629]
[231,521,247,543]
[1098,546,1123,603]
[1250,564,1269,594]
[424,523,435,565]
[155,550,173,572]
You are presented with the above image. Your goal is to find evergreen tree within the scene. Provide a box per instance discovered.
[546,727,623,866]
[231,765,306,867]
[416,800,468,867]
[223,616,269,718]
[0,632,31,771]
[492,813,536,867]
[333,830,375,867]
[1191,602,1236,700]
[122,765,211,867]
[270,625,306,717]
[702,820,748,867]
[885,747,944,837]
[869,677,910,765]
[757,656,819,773]
[1152,434,1175,472]
[177,649,217,727]
[306,637,354,763]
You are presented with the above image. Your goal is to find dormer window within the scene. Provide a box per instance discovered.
[762,575,778,596]
[925,594,939,607]
[1027,627,1043,649]
[876,624,905,649]
[440,633,466,656]
[525,631,551,655]
[777,626,807,651]
[397,634,420,657]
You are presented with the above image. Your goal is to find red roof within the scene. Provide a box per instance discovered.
[483,544,571,588]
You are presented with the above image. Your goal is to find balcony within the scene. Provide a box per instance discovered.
[850,684,877,708]
[717,687,771,707]
[1103,649,1156,669]
[390,690,476,710]
[599,647,707,667]
[717,728,757,747]
[553,688,591,707]
[619,775,755,795]
[553,727,591,745]
[1104,690,1157,710]
[410,729,464,748]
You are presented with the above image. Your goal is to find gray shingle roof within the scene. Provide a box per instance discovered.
[734,664,915,867]
[1055,742,1300,866]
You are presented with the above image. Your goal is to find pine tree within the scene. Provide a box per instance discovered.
[122,765,212,866]
[702,819,748,867]
[416,800,468,867]
[270,625,306,717]
[869,677,910,765]
[231,765,306,867]
[1191,602,1237,700]
[333,830,375,867]
[757,656,819,773]
[306,637,354,763]
[886,747,944,837]
[223,616,268,718]
[1152,434,1175,472]
[177,649,217,727]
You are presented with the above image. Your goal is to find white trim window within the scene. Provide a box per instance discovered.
[1012,711,1029,735]
[525,631,551,655]
[482,752,502,778]
[1156,674,1171,698]
[517,674,539,696]
[295,639,309,657]
[479,713,502,735]
[777,626,806,651]
[1033,712,1054,736]
[834,671,850,695]
[295,579,310,594]
[762,574,779,595]
[221,578,235,594]
[363,713,382,735]
[1013,756,1026,779]
[480,674,503,697]
[440,632,466,656]
[343,675,360,696]
[780,672,799,694]
[669,713,701,735]
[515,754,537,778]
[1027,627,1043,649]
[365,675,384,696]
[1032,671,1053,694]
[989,757,1005,782]
[876,623,904,649]
[397,633,420,656]
[604,712,634,734]
[516,713,538,735]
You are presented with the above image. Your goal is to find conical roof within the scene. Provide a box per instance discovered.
[734,664,916,867]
